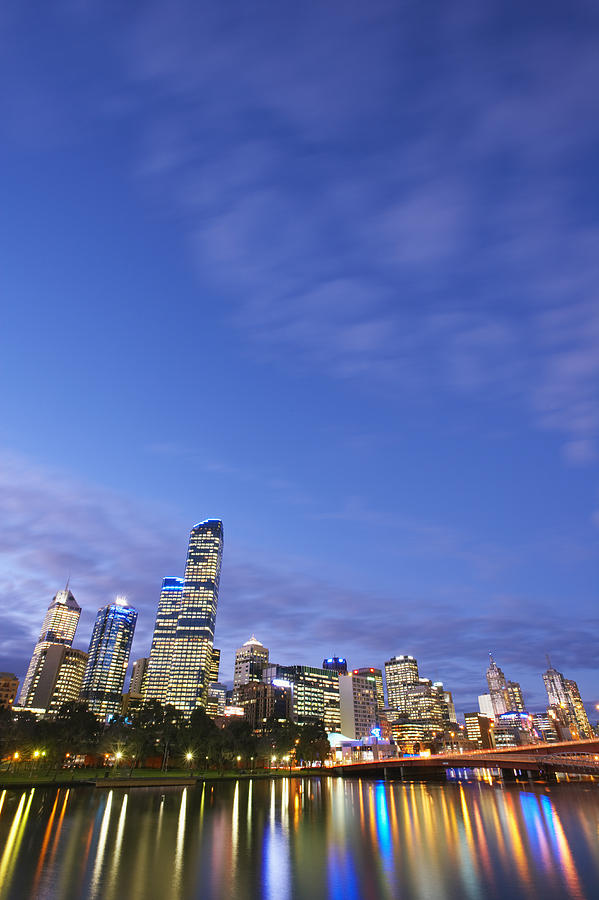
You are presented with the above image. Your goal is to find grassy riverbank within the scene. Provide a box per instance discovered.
[0,767,311,789]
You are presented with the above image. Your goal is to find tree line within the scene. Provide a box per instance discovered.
[0,700,330,772]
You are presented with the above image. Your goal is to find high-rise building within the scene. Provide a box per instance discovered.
[264,663,341,732]
[206,682,227,719]
[0,673,19,710]
[145,521,224,716]
[464,712,495,749]
[235,681,292,732]
[478,693,495,718]
[564,679,592,739]
[339,672,378,739]
[486,654,510,717]
[129,657,149,696]
[80,597,137,721]
[323,657,348,675]
[25,644,88,713]
[209,648,221,685]
[145,577,184,703]
[234,636,269,693]
[19,587,82,706]
[506,680,525,712]
[385,655,419,712]
[353,668,384,711]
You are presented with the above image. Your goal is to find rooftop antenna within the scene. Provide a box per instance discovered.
[545,653,552,669]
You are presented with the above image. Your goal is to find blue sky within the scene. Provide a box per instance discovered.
[1,1,597,715]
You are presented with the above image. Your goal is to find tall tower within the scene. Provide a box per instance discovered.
[234,635,269,693]
[167,520,224,715]
[80,597,137,721]
[19,587,81,706]
[384,655,419,711]
[486,654,510,717]
[145,577,184,703]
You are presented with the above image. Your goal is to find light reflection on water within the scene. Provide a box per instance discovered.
[0,778,598,900]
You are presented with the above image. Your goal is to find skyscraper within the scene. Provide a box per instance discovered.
[129,657,149,696]
[543,663,592,739]
[385,655,419,712]
[234,635,269,693]
[323,657,348,675]
[147,521,224,716]
[25,644,88,713]
[339,672,378,739]
[80,597,137,721]
[208,648,221,685]
[19,587,82,706]
[486,654,510,717]
[353,668,384,711]
[145,576,184,703]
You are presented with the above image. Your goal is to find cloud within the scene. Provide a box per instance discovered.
[1,450,597,715]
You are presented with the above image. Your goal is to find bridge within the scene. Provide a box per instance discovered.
[328,738,599,781]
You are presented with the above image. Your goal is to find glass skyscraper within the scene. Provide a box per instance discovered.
[384,655,419,712]
[146,520,224,716]
[19,587,82,706]
[80,597,137,721]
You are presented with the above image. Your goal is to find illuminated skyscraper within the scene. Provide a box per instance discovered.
[80,597,137,721]
[323,657,348,675]
[145,577,184,703]
[353,668,384,711]
[234,635,269,693]
[129,657,149,696]
[209,648,221,685]
[165,520,224,715]
[339,672,378,739]
[543,663,592,739]
[19,587,81,706]
[385,655,419,711]
[486,654,510,717]
[25,644,88,713]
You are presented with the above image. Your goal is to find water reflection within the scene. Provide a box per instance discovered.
[0,779,597,899]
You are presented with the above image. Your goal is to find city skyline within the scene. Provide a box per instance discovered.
[1,2,598,716]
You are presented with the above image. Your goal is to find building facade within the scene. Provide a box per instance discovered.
[80,597,137,721]
[235,681,292,732]
[486,654,510,717]
[18,587,82,706]
[129,657,149,696]
[26,644,88,713]
[339,672,378,740]
[385,655,419,712]
[233,636,269,693]
[353,668,384,710]
[323,657,348,675]
[0,673,19,710]
[265,663,341,732]
[145,520,224,716]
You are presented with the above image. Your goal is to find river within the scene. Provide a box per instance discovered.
[0,777,598,899]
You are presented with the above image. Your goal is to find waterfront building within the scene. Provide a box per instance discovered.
[206,682,227,719]
[19,587,82,706]
[0,673,18,710]
[129,657,149,696]
[464,712,495,749]
[564,678,592,738]
[339,672,378,740]
[543,663,591,738]
[234,636,269,694]
[235,681,292,732]
[145,577,184,703]
[264,663,341,732]
[323,657,348,675]
[80,597,137,721]
[145,520,224,716]
[385,655,419,712]
[25,644,88,713]
[353,667,384,710]
[532,712,559,743]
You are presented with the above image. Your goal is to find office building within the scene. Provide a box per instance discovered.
[145,577,184,703]
[145,520,224,715]
[80,597,137,721]
[234,635,269,693]
[264,663,341,732]
[506,680,525,712]
[385,655,419,712]
[209,648,221,685]
[353,668,384,710]
[542,663,591,738]
[19,587,82,706]
[323,657,348,675]
[564,679,592,738]
[339,672,378,740]
[129,657,149,696]
[0,673,19,710]
[478,693,494,718]
[25,644,88,713]
[235,681,292,732]
[206,682,227,719]
[464,713,495,749]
